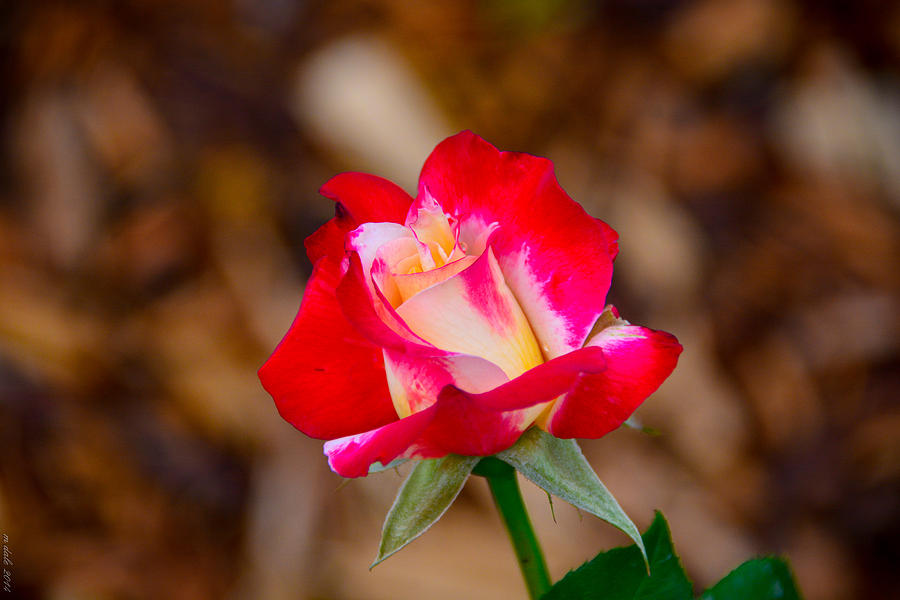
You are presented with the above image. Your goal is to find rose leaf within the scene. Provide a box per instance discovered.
[699,557,801,600]
[542,511,692,600]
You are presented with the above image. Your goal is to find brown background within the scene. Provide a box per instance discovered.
[1,1,899,598]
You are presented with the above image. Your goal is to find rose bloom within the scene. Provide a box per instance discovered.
[259,132,681,477]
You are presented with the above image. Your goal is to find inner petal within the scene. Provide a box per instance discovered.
[347,222,415,290]
[405,192,460,268]
[371,236,421,306]
[393,255,478,306]
[395,248,543,380]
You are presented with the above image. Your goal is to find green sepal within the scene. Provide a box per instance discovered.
[372,454,479,567]
[699,557,802,600]
[496,427,647,567]
[542,511,692,600]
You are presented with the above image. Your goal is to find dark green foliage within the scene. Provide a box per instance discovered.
[543,513,803,600]
[699,558,801,600]
[542,512,692,600]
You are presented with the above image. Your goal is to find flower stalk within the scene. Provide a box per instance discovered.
[474,457,552,599]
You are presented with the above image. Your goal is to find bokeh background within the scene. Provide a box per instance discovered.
[2,1,899,598]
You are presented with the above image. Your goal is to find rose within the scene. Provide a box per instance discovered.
[259,132,681,478]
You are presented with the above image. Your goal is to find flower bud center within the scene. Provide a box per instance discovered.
[377,197,473,306]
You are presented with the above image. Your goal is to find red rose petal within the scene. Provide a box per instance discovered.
[319,172,413,225]
[419,131,619,359]
[542,324,682,439]
[258,256,398,440]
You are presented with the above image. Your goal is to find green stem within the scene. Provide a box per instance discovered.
[474,457,552,599]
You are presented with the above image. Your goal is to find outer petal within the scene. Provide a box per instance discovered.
[319,172,413,225]
[395,248,543,379]
[305,205,354,265]
[258,256,398,439]
[418,131,619,359]
[308,173,413,264]
[336,252,436,352]
[540,324,682,439]
[324,408,434,478]
[324,346,606,477]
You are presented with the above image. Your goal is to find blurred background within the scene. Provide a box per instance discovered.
[1,0,899,598]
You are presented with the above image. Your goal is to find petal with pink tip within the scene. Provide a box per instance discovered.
[540,324,682,439]
[418,131,619,359]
